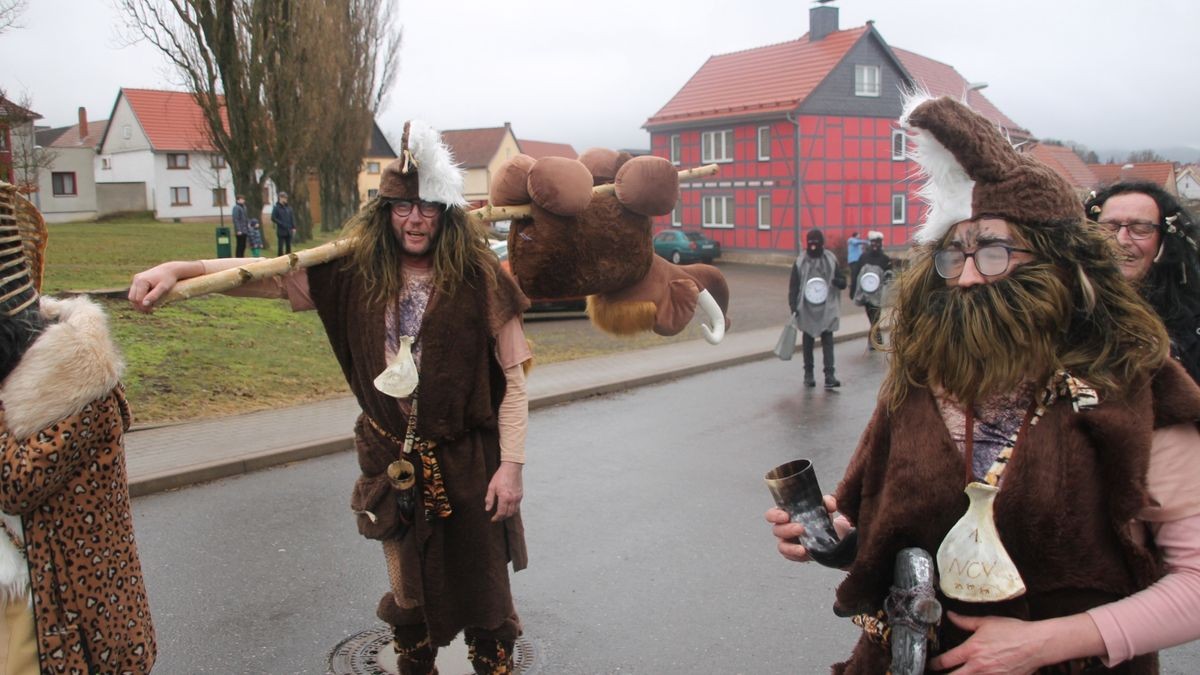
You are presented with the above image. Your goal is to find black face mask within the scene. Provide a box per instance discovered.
[806,234,824,257]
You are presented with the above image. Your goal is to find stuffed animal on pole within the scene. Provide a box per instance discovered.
[490,148,730,344]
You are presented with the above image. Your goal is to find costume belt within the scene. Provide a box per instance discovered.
[365,404,452,522]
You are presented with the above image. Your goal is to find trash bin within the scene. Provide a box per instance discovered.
[215,226,232,258]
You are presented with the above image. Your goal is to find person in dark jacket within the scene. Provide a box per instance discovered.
[232,194,250,257]
[1085,182,1200,384]
[788,229,846,388]
[271,191,295,255]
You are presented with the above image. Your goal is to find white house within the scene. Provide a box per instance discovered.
[1178,165,1200,202]
[34,108,107,223]
[97,88,233,221]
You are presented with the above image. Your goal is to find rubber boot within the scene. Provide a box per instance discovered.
[393,623,438,675]
[465,635,516,675]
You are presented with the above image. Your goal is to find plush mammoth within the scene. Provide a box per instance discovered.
[490,148,730,344]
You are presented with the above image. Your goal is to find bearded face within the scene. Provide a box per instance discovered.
[890,220,1072,406]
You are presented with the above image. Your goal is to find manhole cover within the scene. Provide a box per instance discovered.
[327,626,536,674]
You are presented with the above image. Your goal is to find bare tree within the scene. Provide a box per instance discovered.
[115,0,269,219]
[309,0,400,232]
[1127,149,1166,163]
[0,0,28,35]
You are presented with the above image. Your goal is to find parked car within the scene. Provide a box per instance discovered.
[491,240,588,312]
[652,229,721,264]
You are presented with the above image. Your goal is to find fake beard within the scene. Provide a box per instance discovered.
[909,265,1071,406]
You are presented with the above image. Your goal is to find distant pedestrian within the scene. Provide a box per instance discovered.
[846,231,866,296]
[272,191,295,256]
[247,218,264,257]
[852,230,893,350]
[232,194,249,257]
[788,228,845,387]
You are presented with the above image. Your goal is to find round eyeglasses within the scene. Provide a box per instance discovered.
[1097,220,1158,241]
[933,244,1034,279]
[389,199,443,218]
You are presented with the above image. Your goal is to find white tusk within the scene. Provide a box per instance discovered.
[697,289,726,345]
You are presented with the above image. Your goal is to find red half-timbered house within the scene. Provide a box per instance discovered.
[644,3,1029,255]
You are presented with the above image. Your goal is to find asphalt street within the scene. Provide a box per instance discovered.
[130,337,1200,674]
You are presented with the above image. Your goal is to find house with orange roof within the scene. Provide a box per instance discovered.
[358,121,397,203]
[97,88,236,221]
[440,123,522,205]
[1088,161,1179,195]
[1028,143,1097,200]
[643,2,1029,255]
[33,108,109,223]
[518,139,577,161]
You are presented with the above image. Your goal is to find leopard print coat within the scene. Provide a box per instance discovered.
[0,297,155,674]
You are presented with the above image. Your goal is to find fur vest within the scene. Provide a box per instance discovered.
[0,296,156,674]
[831,361,1200,674]
[306,258,531,645]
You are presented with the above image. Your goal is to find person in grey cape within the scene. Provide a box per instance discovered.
[787,228,846,388]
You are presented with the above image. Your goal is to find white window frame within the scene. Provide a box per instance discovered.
[669,134,681,165]
[892,194,906,224]
[855,65,881,97]
[702,195,735,229]
[757,126,770,161]
[122,125,132,140]
[671,200,682,227]
[701,129,734,163]
[757,194,771,230]
[891,129,906,160]
[170,186,191,206]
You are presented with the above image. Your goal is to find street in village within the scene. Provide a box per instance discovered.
[129,332,1200,674]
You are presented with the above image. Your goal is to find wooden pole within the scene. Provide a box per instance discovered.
[157,163,719,306]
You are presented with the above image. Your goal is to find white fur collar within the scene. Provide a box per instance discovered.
[1,296,124,439]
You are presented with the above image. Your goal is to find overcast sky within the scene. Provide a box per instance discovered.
[2,0,1197,160]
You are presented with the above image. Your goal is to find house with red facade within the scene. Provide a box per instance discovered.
[643,3,1028,256]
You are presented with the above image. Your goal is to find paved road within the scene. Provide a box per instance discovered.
[129,336,1200,673]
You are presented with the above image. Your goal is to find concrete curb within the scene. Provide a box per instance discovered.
[127,326,871,496]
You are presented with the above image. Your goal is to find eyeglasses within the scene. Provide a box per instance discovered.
[1097,220,1158,241]
[389,199,443,218]
[933,244,1034,279]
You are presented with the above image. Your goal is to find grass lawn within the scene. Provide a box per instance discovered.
[45,217,350,424]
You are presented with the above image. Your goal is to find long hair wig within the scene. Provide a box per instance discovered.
[342,198,497,309]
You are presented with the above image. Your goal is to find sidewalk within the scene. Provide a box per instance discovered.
[125,312,873,497]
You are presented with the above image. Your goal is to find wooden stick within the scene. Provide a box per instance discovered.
[158,163,720,306]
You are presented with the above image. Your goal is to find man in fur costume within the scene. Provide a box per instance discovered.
[788,228,846,388]
[765,96,1200,673]
[0,184,156,673]
[130,121,531,674]
[1085,182,1200,383]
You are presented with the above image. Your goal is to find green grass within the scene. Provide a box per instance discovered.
[44,216,349,424]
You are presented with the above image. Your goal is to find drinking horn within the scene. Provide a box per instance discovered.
[886,547,942,675]
[764,459,858,568]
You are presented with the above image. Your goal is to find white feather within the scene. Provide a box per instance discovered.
[406,120,467,208]
[900,91,975,244]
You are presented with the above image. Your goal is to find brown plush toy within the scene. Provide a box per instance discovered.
[490,148,731,343]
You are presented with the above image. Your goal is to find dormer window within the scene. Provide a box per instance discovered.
[855,65,880,97]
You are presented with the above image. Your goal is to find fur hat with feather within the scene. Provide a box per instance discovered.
[379,120,467,208]
[900,93,1082,244]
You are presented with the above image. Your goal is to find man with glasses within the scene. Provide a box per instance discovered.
[766,96,1200,673]
[129,120,532,674]
[1086,182,1200,382]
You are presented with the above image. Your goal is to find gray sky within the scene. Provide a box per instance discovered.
[3,0,1197,159]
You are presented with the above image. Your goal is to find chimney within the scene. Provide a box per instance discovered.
[810,2,839,41]
[77,107,88,140]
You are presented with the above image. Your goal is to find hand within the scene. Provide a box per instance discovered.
[128,261,199,313]
[485,461,523,522]
[929,612,1050,674]
[764,494,851,563]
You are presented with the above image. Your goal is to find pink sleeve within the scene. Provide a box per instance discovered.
[219,267,315,312]
[494,315,532,370]
[1086,514,1200,664]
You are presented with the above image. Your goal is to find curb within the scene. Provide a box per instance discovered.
[127,327,871,496]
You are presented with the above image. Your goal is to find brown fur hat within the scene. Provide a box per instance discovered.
[900,95,1082,244]
[378,120,466,207]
